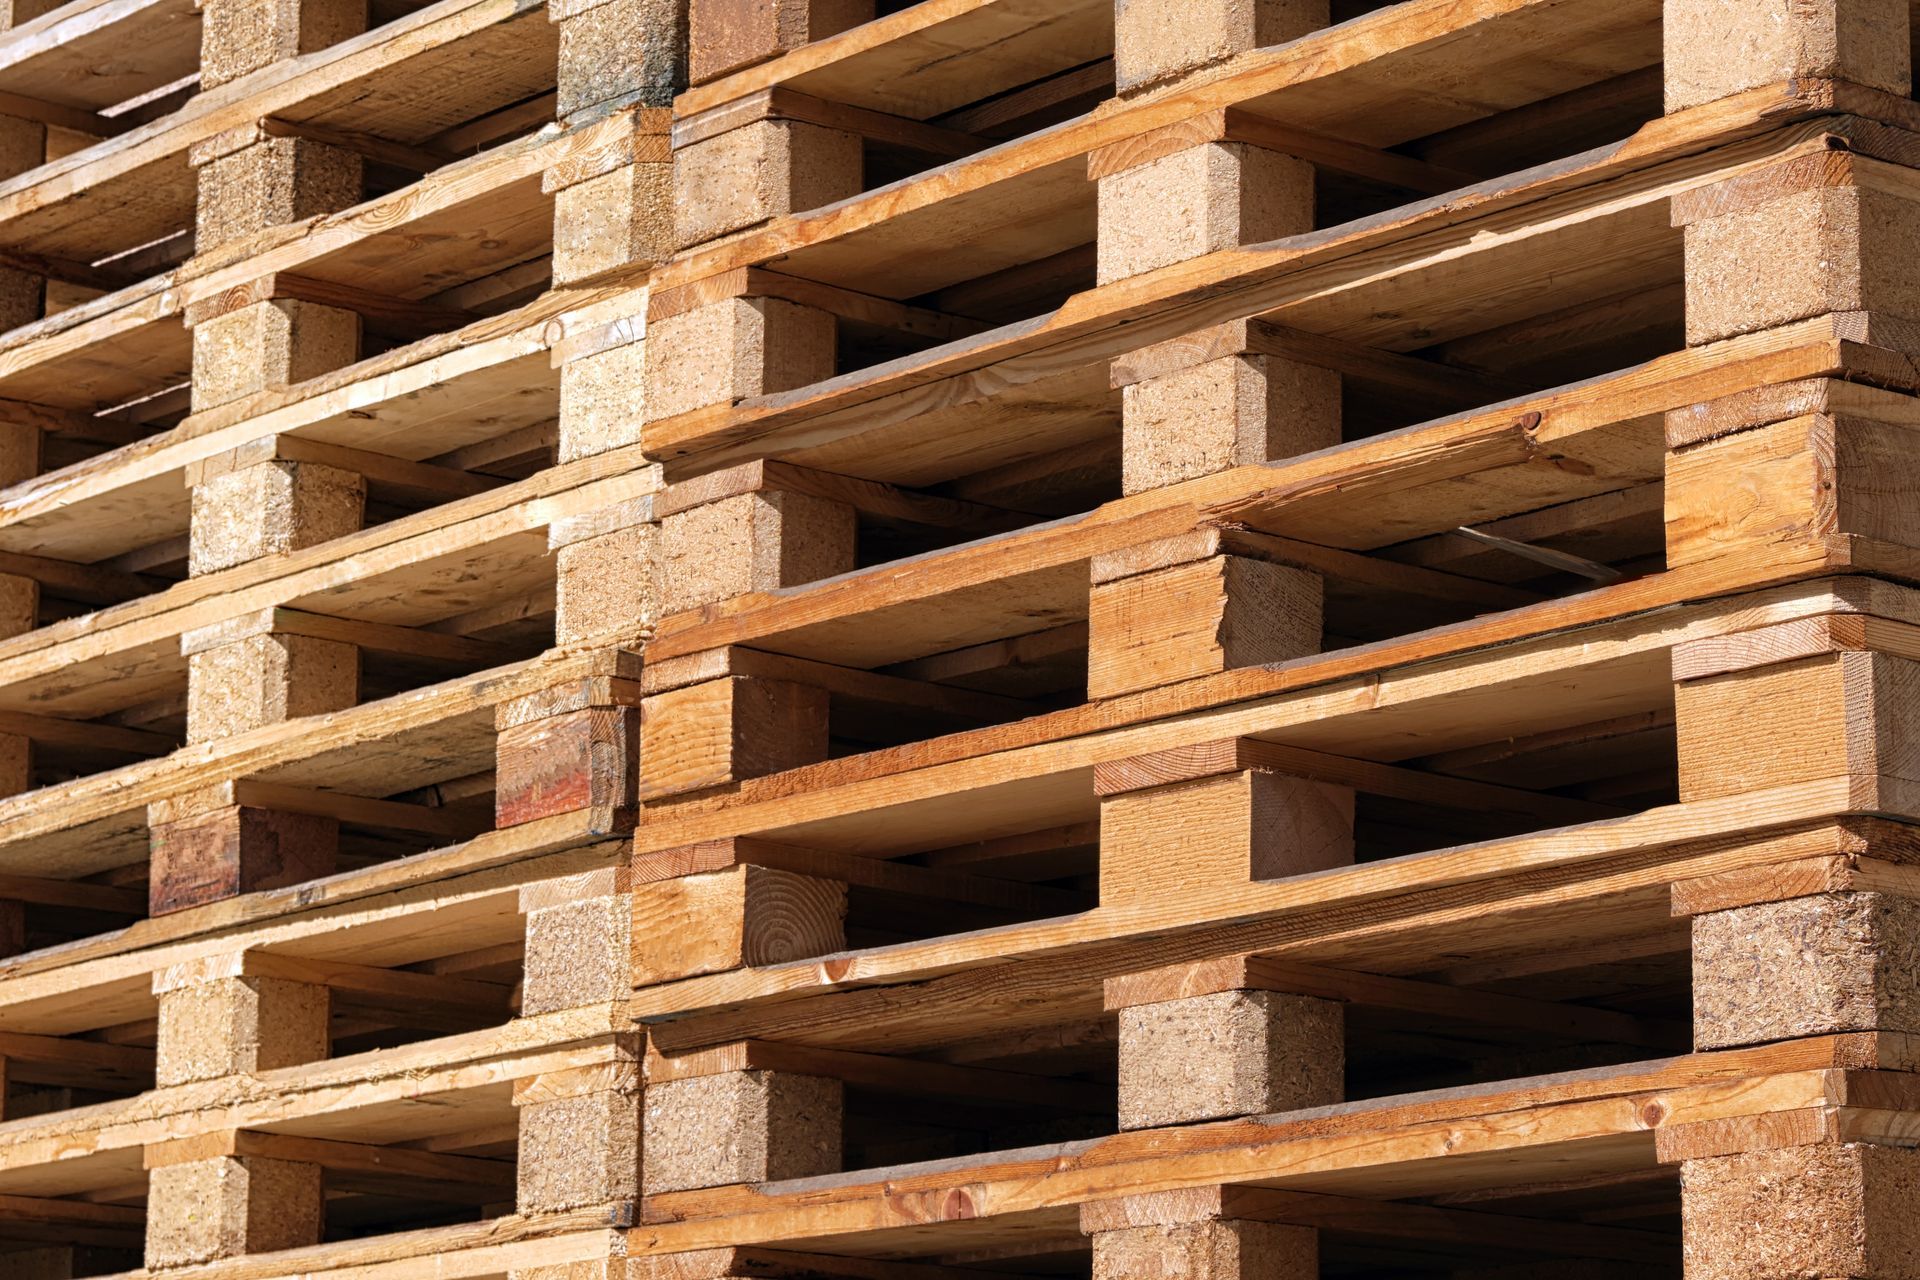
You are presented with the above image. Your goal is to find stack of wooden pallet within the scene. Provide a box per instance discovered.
[0,0,1913,1274]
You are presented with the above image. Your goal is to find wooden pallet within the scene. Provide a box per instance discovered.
[0,0,1917,1275]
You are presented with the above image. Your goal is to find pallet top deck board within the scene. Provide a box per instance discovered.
[0,1140,143,1201]
[174,112,607,310]
[1215,0,1660,152]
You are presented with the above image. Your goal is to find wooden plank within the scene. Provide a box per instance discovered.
[639,646,1042,722]
[223,780,494,839]
[1667,854,1906,918]
[0,549,165,606]
[0,708,173,755]
[0,873,147,914]
[0,243,140,291]
[0,823,615,1040]
[178,130,567,312]
[0,280,192,413]
[67,1216,624,1280]
[0,648,629,879]
[647,266,992,343]
[259,115,458,174]
[1107,319,1531,405]
[1212,526,1546,611]
[1086,107,1480,196]
[0,439,656,724]
[0,1007,622,1192]
[648,506,1185,667]
[185,272,482,338]
[653,0,1676,306]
